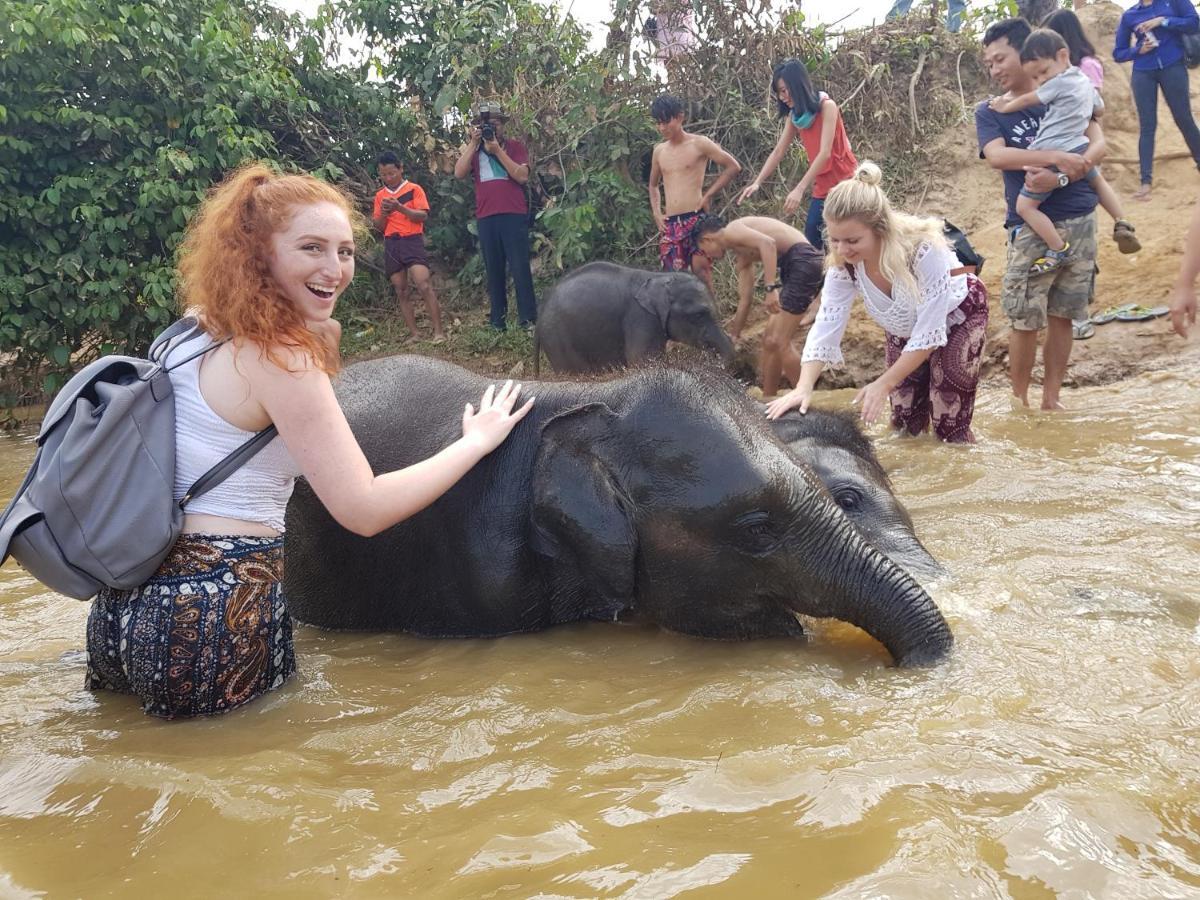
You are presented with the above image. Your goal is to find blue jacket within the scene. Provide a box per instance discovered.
[1114,0,1199,70]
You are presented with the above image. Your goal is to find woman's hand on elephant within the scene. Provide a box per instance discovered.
[737,182,760,205]
[765,385,813,419]
[782,185,806,215]
[461,380,535,455]
[853,379,892,425]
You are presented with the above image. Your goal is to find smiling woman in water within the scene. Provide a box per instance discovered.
[85,163,534,720]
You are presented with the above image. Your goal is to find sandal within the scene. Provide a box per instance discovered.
[1029,242,1072,275]
[1072,319,1096,340]
[1132,184,1152,202]
[1114,304,1170,322]
[1090,302,1138,324]
[1113,219,1141,254]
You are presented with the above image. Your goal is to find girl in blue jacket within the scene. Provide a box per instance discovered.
[1114,0,1200,200]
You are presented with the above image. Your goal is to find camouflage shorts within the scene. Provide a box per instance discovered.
[1001,211,1096,331]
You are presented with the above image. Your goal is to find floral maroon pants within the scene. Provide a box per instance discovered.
[884,274,988,444]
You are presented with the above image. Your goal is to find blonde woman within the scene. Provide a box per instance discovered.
[766,162,989,443]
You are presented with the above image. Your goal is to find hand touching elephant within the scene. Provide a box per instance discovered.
[284,356,953,667]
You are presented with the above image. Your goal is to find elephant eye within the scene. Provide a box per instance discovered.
[833,488,862,511]
[733,511,778,550]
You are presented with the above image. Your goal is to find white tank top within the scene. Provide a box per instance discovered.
[166,335,301,532]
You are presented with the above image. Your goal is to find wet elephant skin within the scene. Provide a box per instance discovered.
[283,356,953,666]
[534,261,734,375]
[768,409,945,583]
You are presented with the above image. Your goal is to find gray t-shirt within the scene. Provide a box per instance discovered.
[1030,65,1103,152]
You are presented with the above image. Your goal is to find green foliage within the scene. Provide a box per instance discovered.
[0,0,991,408]
[0,0,410,404]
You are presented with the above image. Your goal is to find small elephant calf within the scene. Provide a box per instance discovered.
[534,261,734,375]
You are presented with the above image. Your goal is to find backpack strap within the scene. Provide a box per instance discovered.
[147,317,277,510]
[148,317,204,362]
[161,336,228,374]
[148,317,230,374]
[179,424,280,508]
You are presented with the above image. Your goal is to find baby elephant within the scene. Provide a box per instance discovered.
[768,408,945,583]
[534,261,734,375]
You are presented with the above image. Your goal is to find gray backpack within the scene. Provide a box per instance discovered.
[0,318,278,600]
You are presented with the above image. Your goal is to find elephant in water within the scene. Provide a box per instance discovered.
[767,409,945,583]
[284,356,953,667]
[533,261,734,375]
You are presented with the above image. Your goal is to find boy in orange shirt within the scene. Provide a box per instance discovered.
[373,151,445,343]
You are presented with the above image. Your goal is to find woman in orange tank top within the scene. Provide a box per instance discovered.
[738,58,859,250]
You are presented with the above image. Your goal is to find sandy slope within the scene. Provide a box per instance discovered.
[740,2,1200,393]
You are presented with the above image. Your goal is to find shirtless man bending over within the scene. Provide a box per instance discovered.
[693,214,824,397]
[648,94,742,298]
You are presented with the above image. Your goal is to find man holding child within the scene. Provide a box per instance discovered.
[976,17,1106,410]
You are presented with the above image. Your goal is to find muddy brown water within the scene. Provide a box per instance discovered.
[1,365,1198,897]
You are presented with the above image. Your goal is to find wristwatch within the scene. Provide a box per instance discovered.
[1056,172,1070,188]
[762,281,782,292]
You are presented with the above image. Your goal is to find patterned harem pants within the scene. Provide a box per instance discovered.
[884,274,989,444]
[86,535,295,719]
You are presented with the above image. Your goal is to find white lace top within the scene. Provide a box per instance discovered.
[802,241,969,367]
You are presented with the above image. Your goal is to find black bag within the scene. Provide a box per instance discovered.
[943,220,985,276]
[1182,31,1200,68]
[1170,0,1200,67]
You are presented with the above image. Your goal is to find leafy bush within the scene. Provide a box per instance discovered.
[0,0,990,409]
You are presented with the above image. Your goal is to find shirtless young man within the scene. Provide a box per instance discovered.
[693,214,824,397]
[648,94,741,298]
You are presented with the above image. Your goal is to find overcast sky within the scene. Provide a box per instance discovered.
[555,0,894,37]
[272,0,901,46]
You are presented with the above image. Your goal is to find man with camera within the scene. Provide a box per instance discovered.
[453,101,537,331]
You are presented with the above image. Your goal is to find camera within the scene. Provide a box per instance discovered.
[477,112,496,143]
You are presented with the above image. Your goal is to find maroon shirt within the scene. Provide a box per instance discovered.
[471,138,529,219]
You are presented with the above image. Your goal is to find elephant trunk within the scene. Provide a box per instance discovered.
[707,326,735,369]
[795,512,953,667]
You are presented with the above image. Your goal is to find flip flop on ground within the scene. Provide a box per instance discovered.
[1072,319,1096,340]
[1114,304,1170,322]
[1090,302,1139,325]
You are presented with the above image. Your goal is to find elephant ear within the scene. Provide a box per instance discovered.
[632,275,671,330]
[530,402,637,624]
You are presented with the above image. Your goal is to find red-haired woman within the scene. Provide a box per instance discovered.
[85,164,534,719]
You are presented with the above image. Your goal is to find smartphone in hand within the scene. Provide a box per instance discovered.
[397,189,415,204]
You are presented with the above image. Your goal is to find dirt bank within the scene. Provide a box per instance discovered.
[347,3,1197,393]
[728,2,1198,396]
